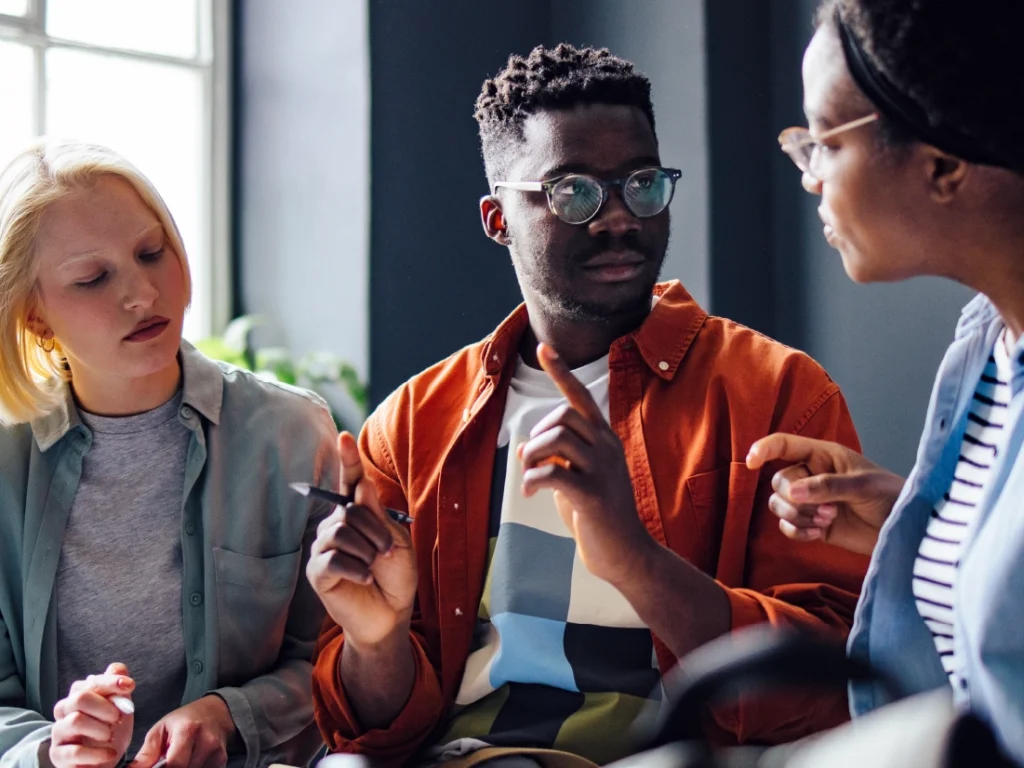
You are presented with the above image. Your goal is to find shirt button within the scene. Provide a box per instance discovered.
[180,405,194,420]
[185,522,196,535]
[192,660,204,675]
[658,361,670,371]
[189,591,203,606]
[939,417,947,430]
[959,676,968,691]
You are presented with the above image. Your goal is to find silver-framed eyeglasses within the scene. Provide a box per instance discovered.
[494,167,682,225]
[778,113,878,176]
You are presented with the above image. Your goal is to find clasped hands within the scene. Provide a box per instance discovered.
[50,663,237,768]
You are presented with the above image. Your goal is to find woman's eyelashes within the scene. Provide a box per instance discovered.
[73,247,164,289]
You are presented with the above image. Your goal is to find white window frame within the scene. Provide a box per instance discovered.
[0,0,232,338]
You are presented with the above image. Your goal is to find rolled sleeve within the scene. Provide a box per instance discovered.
[312,624,444,768]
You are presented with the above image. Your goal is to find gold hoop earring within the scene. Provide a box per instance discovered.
[37,335,55,353]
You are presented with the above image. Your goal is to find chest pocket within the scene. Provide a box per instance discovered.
[212,547,301,684]
[683,463,759,582]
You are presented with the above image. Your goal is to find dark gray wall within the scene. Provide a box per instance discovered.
[367,0,543,405]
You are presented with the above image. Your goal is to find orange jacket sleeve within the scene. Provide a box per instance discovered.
[708,385,870,744]
[311,413,446,767]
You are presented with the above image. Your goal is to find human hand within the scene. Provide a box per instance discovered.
[128,695,236,768]
[518,343,655,585]
[746,433,905,555]
[306,432,417,649]
[50,663,135,768]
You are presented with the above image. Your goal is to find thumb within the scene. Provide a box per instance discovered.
[128,724,165,768]
[747,433,845,472]
[338,431,365,494]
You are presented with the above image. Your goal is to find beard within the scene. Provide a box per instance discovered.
[519,231,668,324]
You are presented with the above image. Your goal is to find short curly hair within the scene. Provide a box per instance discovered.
[474,43,656,185]
[816,0,1024,172]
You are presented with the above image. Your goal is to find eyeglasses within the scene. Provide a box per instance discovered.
[494,167,682,225]
[778,114,878,176]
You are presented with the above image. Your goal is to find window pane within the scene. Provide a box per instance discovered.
[47,0,199,59]
[46,48,207,338]
[0,0,29,16]
[0,41,34,170]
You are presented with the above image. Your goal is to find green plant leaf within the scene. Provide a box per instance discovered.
[255,347,297,385]
[194,337,250,369]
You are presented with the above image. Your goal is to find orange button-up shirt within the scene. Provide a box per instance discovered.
[313,281,869,765]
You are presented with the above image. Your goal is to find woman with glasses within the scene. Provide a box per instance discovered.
[746,0,1024,760]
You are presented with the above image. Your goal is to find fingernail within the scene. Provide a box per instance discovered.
[117,677,132,689]
[818,504,838,518]
[111,695,135,715]
[790,484,809,502]
[805,528,823,540]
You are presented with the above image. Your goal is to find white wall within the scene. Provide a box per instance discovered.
[239,0,370,381]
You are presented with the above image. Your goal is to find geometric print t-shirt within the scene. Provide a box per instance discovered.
[912,331,1011,683]
[432,355,662,765]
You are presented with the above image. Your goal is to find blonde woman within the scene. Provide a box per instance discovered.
[0,140,339,768]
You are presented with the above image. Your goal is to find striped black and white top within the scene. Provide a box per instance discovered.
[912,331,1012,678]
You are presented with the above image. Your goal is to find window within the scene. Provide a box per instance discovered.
[0,0,231,339]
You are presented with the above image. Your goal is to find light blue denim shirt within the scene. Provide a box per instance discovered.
[849,293,1024,763]
[0,342,339,768]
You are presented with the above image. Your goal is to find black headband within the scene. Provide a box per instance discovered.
[835,10,1011,170]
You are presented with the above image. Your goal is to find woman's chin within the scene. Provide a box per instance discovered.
[837,247,887,284]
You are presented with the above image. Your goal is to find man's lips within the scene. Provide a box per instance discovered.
[579,252,648,283]
[580,251,647,269]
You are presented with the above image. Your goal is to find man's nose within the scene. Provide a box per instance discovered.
[588,190,641,238]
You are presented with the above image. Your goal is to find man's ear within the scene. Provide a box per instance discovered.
[480,195,512,246]
[922,146,971,204]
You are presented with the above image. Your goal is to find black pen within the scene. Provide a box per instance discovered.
[289,482,415,525]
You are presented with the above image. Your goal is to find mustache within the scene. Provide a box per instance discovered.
[570,232,657,264]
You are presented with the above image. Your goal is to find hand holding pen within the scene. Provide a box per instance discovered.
[50,663,135,768]
[305,432,418,648]
[290,483,414,525]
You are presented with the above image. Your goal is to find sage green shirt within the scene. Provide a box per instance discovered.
[0,342,339,768]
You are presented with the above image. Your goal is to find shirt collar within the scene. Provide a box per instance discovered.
[954,293,1024,393]
[29,339,222,452]
[179,339,223,424]
[956,292,1001,337]
[479,280,708,381]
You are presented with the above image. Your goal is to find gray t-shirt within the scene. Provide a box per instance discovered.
[56,392,190,755]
